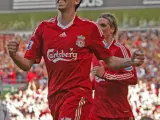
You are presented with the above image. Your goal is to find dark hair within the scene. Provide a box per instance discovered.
[75,0,82,10]
[99,13,118,36]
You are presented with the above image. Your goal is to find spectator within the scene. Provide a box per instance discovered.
[140,116,154,120]
[0,91,10,120]
[0,29,160,120]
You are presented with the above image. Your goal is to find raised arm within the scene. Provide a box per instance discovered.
[103,50,144,70]
[7,22,44,71]
[92,47,138,85]
[9,49,34,71]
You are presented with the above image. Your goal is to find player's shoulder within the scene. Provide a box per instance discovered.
[78,17,103,35]
[114,41,129,51]
[37,18,56,27]
[78,17,99,27]
[33,18,56,33]
[114,41,130,58]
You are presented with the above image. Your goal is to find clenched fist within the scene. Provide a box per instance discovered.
[131,50,145,67]
[7,39,20,56]
[91,61,105,78]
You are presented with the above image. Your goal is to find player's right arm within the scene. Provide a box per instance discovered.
[7,22,43,71]
[8,44,34,71]
[93,66,137,85]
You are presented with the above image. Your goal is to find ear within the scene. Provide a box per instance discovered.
[75,0,81,5]
[110,27,115,34]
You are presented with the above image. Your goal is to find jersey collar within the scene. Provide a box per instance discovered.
[57,14,77,30]
[107,38,115,49]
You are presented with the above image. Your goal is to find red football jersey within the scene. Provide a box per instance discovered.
[24,15,112,100]
[91,40,137,118]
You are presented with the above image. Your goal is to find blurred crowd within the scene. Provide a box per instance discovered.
[3,85,52,120]
[0,29,160,120]
[0,33,48,86]
[119,29,160,120]
[0,17,160,30]
[0,33,49,119]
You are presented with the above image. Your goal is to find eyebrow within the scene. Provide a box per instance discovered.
[99,23,106,25]
[99,23,107,27]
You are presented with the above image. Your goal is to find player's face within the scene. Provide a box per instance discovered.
[97,18,114,38]
[56,0,80,11]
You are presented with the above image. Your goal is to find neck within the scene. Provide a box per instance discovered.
[105,35,114,45]
[58,9,76,26]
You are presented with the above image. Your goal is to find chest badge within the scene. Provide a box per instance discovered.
[76,35,85,47]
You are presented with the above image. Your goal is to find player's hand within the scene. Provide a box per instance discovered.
[131,50,145,67]
[92,61,105,78]
[7,38,20,57]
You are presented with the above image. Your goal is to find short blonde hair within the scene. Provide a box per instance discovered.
[99,13,118,36]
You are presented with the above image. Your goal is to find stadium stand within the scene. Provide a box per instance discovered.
[0,28,159,120]
[0,0,160,119]
[143,0,160,5]
[13,0,56,10]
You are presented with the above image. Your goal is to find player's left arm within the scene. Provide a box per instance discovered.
[89,23,144,70]
[102,52,144,70]
[118,48,137,85]
[101,47,137,85]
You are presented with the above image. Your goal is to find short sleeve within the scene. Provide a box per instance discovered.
[115,44,134,72]
[114,45,137,84]
[24,22,43,63]
[89,23,112,60]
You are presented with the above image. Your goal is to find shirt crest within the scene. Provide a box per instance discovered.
[76,35,85,48]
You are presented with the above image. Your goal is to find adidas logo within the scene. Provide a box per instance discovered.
[59,32,67,37]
